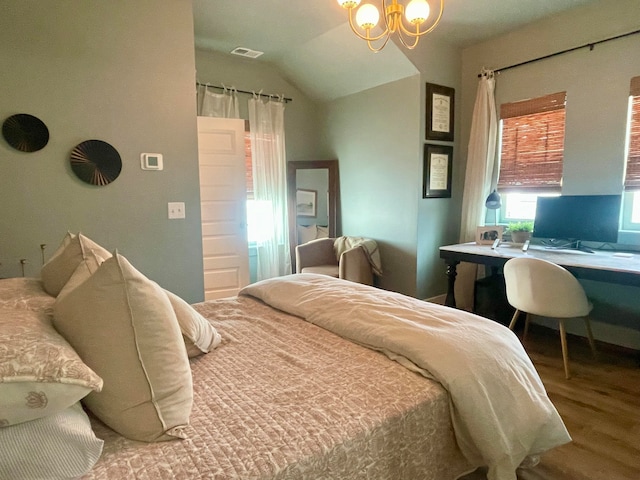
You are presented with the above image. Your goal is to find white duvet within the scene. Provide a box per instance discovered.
[240,274,571,480]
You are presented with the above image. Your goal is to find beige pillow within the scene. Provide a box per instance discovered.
[53,253,193,442]
[0,308,103,427]
[41,233,112,297]
[297,224,317,244]
[317,225,329,238]
[57,252,218,359]
[0,402,103,480]
[46,231,76,261]
[57,249,105,300]
[165,289,221,358]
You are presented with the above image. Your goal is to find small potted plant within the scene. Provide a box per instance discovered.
[508,221,534,244]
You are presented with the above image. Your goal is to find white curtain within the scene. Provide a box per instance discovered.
[248,95,291,280]
[199,85,239,118]
[456,70,498,310]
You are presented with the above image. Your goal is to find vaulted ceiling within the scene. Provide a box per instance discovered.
[192,0,600,101]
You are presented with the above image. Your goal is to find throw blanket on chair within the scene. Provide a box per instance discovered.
[334,236,383,276]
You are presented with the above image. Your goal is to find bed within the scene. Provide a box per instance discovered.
[0,233,571,480]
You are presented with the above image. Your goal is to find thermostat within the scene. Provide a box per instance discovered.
[141,153,163,171]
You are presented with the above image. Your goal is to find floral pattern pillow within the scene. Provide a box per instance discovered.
[0,277,55,317]
[0,308,103,427]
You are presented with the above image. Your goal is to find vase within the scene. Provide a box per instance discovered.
[511,231,532,244]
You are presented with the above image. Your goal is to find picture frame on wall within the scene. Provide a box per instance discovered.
[425,82,455,141]
[296,189,317,217]
[476,225,504,245]
[423,144,453,198]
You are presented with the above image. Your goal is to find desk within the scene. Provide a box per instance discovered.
[440,242,640,308]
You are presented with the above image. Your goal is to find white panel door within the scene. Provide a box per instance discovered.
[197,116,250,300]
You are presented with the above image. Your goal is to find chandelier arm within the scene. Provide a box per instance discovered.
[398,0,444,38]
[397,29,421,49]
[367,31,394,52]
[341,0,444,51]
[347,7,390,42]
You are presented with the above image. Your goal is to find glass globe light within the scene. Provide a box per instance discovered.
[356,3,380,29]
[337,0,361,8]
[405,0,430,24]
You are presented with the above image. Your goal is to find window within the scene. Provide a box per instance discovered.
[497,92,566,222]
[622,76,640,231]
[244,126,276,243]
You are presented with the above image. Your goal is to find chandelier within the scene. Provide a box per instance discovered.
[337,0,444,52]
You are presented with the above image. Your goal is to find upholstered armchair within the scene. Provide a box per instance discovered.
[295,238,374,286]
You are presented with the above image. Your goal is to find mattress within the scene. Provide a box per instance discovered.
[85,295,473,479]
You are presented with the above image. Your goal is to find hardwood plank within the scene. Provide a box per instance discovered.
[459,326,640,480]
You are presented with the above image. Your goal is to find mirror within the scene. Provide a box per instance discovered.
[287,160,340,270]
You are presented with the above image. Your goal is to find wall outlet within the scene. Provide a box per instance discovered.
[168,202,186,219]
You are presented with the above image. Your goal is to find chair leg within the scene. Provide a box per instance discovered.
[523,313,531,340]
[508,309,520,330]
[583,317,598,359]
[559,319,571,379]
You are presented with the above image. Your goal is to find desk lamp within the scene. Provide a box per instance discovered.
[485,189,501,225]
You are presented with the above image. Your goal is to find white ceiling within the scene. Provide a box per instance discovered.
[193,0,600,101]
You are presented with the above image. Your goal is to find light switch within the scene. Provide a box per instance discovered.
[168,202,185,219]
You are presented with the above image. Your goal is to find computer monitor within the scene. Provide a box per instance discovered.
[533,195,621,246]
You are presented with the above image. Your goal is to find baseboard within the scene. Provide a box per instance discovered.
[425,294,446,305]
[531,316,640,351]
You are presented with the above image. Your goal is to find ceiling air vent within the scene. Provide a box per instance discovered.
[230,47,264,59]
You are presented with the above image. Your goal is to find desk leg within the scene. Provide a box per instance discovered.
[444,260,459,308]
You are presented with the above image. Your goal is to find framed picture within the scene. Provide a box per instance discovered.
[476,225,504,245]
[426,83,455,141]
[423,144,452,198]
[296,189,317,217]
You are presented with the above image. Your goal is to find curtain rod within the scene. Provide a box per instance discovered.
[478,29,640,77]
[196,82,293,103]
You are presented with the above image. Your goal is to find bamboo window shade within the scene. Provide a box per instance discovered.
[498,91,566,193]
[624,76,640,190]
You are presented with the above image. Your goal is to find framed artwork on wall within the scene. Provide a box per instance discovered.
[296,189,317,217]
[423,144,452,198]
[425,82,455,141]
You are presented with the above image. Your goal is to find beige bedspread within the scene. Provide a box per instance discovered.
[85,295,473,479]
[240,274,572,480]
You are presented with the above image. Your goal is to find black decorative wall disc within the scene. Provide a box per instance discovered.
[70,139,122,186]
[2,114,50,152]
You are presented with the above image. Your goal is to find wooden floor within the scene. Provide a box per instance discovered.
[460,325,640,480]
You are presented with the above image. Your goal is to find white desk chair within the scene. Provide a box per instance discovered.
[503,257,597,379]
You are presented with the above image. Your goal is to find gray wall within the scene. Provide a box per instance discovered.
[408,40,463,299]
[0,1,204,302]
[460,0,640,348]
[321,37,462,299]
[322,76,422,296]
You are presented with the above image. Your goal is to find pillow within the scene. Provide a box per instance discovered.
[0,277,55,316]
[57,248,105,300]
[317,225,329,238]
[165,289,221,358]
[53,252,193,442]
[58,251,218,359]
[46,231,76,262]
[297,224,318,244]
[0,308,103,427]
[41,233,112,297]
[0,402,103,480]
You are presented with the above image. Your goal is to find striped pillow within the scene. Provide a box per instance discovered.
[0,402,103,479]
